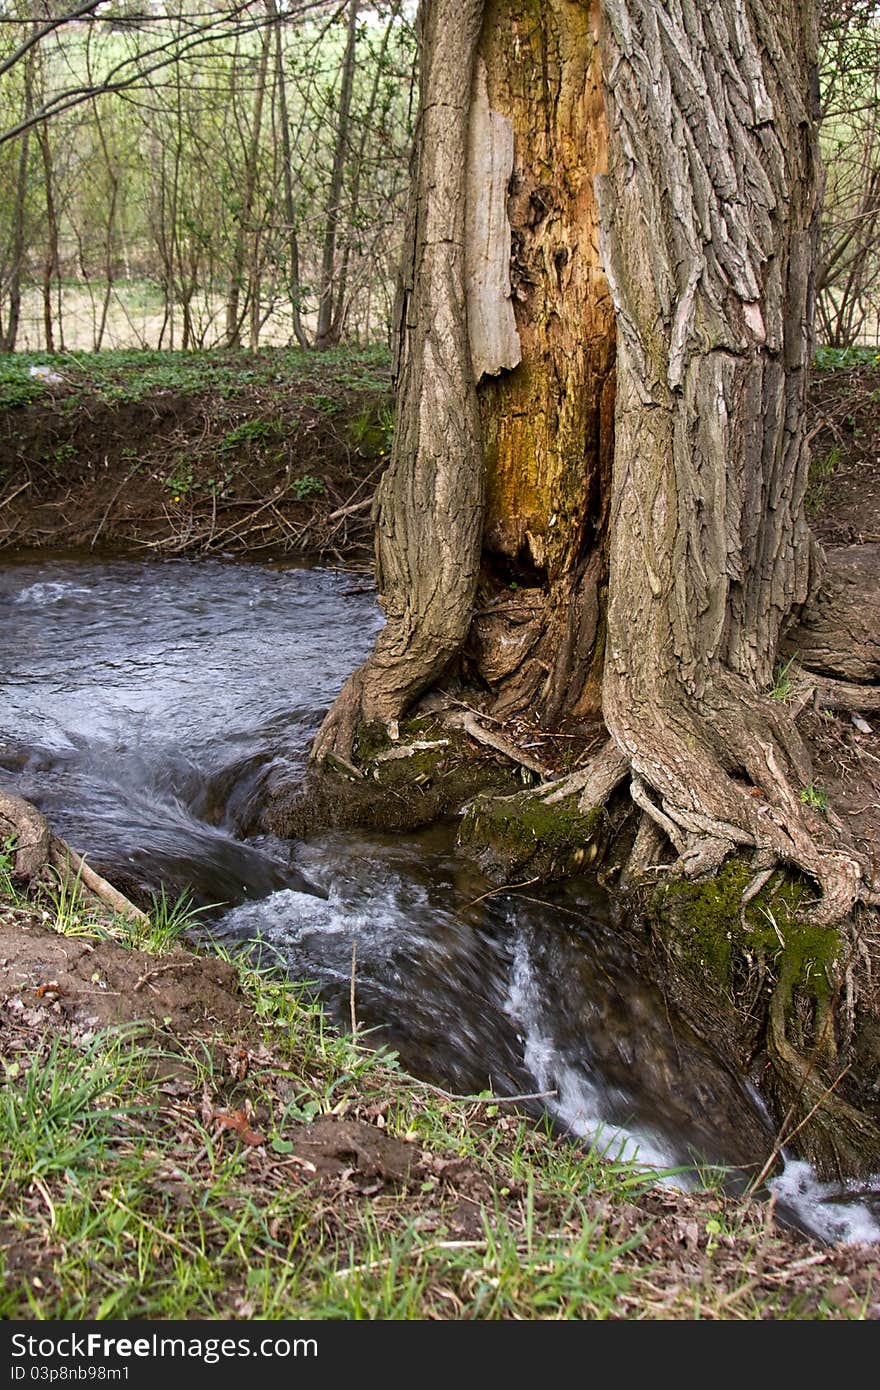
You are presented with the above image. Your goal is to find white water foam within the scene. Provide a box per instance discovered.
[770,1160,880,1246]
[504,929,692,1184]
[14,580,93,606]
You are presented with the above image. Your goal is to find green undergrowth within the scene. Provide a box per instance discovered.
[0,345,392,413]
[813,345,880,372]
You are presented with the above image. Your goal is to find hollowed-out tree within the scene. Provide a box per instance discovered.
[313,0,879,927]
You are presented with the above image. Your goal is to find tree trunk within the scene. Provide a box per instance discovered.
[303,0,880,1185]
[312,0,878,926]
[312,0,485,757]
[269,0,310,350]
[36,120,57,352]
[314,0,361,350]
[593,0,870,921]
[225,25,272,350]
[0,39,33,354]
[467,0,615,725]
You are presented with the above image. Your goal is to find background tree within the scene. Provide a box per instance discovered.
[816,0,880,346]
[0,0,417,351]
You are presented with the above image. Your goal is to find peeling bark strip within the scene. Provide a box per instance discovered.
[312,0,486,758]
[596,0,872,919]
[465,59,521,380]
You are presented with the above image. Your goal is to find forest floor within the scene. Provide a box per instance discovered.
[0,346,393,566]
[0,346,879,1320]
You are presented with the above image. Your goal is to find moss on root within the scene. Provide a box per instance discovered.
[646,860,880,1180]
[458,788,612,882]
[655,860,838,1003]
[263,717,522,838]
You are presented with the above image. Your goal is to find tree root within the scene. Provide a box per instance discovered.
[438,708,550,779]
[472,683,878,924]
[47,840,149,925]
[799,673,880,714]
[764,972,880,1181]
[0,788,50,880]
[0,788,148,925]
[540,740,629,810]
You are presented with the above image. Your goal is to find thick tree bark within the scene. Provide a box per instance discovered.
[312,0,485,758]
[311,0,878,922]
[594,0,871,920]
[314,0,615,758]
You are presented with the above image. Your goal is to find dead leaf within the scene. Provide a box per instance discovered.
[200,1087,214,1126]
[34,981,63,999]
[213,1109,265,1146]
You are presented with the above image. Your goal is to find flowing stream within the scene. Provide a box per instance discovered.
[1,554,878,1246]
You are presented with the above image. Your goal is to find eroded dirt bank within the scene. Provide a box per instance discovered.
[0,347,393,563]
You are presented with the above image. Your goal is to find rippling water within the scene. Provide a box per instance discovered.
[2,554,877,1245]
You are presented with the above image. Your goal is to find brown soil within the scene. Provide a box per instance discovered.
[800,362,880,876]
[0,362,391,563]
[808,361,880,547]
[0,909,245,1036]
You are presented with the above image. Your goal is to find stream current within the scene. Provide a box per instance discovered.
[2,554,878,1246]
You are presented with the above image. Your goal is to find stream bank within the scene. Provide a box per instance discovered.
[0,347,392,563]
[1,347,878,1312]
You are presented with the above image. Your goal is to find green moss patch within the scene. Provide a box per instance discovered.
[266,717,522,839]
[653,859,840,1006]
[459,788,611,883]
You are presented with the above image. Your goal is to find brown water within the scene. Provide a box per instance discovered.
[2,554,877,1244]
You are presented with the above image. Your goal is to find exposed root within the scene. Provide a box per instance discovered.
[310,668,370,766]
[765,972,880,1181]
[739,856,777,928]
[0,788,147,925]
[47,841,149,926]
[439,709,550,779]
[799,673,880,714]
[469,688,879,923]
[628,776,687,853]
[0,788,50,881]
[539,740,629,809]
[619,811,668,887]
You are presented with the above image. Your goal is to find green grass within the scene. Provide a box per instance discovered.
[0,345,392,412]
[0,1030,144,1197]
[0,854,869,1319]
[770,654,798,700]
[0,971,650,1320]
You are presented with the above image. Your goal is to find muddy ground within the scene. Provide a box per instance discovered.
[1,351,880,1316]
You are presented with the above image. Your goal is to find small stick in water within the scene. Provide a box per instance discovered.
[350,939,358,1037]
